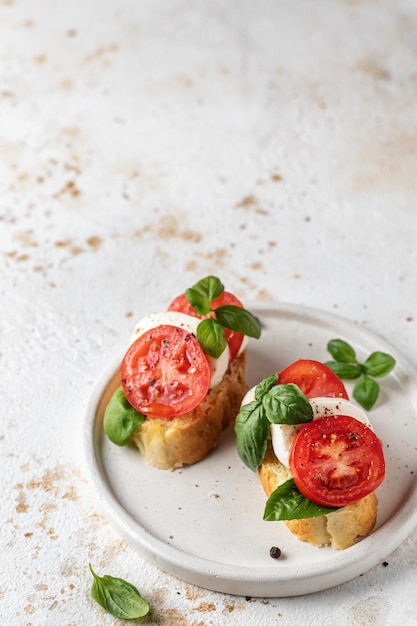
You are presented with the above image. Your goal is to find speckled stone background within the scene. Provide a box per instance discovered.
[2,0,417,624]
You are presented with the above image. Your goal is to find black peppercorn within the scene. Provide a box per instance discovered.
[270,546,282,559]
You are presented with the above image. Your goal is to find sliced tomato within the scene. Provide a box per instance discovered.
[167,293,196,317]
[289,414,385,507]
[168,291,245,361]
[278,359,349,399]
[120,325,210,418]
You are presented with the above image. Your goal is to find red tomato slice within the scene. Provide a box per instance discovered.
[120,325,210,418]
[167,293,196,317]
[289,414,385,507]
[168,291,245,361]
[278,359,349,399]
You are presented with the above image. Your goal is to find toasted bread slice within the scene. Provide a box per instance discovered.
[259,442,377,549]
[130,351,247,470]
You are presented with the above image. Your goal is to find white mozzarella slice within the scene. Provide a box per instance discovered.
[309,397,371,428]
[271,423,301,469]
[240,385,300,468]
[272,397,372,468]
[241,384,257,406]
[131,311,199,343]
[207,342,230,388]
[130,311,230,389]
[237,334,249,356]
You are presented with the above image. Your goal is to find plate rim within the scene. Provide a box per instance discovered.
[83,301,417,597]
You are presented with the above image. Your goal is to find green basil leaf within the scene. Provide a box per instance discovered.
[263,479,338,520]
[214,305,262,339]
[103,387,145,446]
[196,317,227,358]
[327,337,396,411]
[353,377,380,410]
[234,401,270,472]
[255,373,279,401]
[185,275,224,315]
[327,338,357,363]
[363,351,396,378]
[324,360,362,380]
[89,563,149,619]
[262,384,313,425]
[184,288,211,315]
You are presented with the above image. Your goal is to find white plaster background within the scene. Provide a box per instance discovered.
[1,0,417,624]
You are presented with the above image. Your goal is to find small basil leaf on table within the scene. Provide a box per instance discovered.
[263,479,338,521]
[235,401,270,472]
[103,387,145,446]
[89,563,150,619]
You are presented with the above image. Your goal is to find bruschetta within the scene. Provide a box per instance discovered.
[235,359,385,549]
[103,276,261,470]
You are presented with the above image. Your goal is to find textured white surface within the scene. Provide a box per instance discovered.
[2,0,417,624]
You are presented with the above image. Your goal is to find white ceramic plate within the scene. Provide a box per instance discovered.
[84,303,417,597]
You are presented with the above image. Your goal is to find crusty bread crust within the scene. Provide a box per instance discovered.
[130,351,247,470]
[259,441,378,549]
